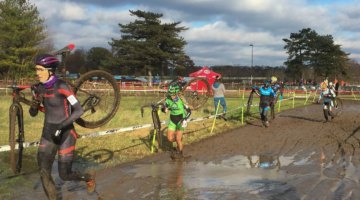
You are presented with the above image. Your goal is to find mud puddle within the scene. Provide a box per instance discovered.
[125,154,303,199]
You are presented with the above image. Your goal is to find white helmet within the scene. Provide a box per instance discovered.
[270,76,277,83]
[328,82,334,88]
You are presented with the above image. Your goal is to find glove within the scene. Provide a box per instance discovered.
[161,106,168,113]
[181,120,188,128]
[30,99,40,109]
[29,98,41,116]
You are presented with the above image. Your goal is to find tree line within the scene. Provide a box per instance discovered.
[0,0,357,83]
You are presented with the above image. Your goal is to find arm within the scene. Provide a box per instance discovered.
[221,83,226,94]
[183,104,191,120]
[57,82,84,129]
[29,84,41,117]
[330,89,336,98]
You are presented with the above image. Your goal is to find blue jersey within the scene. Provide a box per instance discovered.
[259,86,275,97]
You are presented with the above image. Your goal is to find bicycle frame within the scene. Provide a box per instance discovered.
[141,103,163,152]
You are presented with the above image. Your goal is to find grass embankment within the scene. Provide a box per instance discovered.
[0,89,354,198]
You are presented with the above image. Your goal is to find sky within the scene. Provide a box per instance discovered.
[30,0,360,67]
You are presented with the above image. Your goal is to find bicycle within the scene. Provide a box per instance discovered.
[159,76,211,110]
[322,97,343,121]
[8,44,120,173]
[141,102,163,152]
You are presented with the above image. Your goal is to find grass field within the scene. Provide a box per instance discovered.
[0,89,357,198]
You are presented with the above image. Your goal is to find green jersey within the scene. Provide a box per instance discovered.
[165,96,186,117]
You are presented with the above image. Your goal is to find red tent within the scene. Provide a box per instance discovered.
[188,66,221,90]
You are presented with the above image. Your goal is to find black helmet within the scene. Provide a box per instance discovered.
[35,54,60,72]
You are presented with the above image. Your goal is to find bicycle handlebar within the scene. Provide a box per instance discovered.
[140,102,164,118]
[52,43,75,56]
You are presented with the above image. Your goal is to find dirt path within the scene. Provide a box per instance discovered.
[14,101,360,200]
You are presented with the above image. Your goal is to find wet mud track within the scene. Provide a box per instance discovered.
[13,101,360,200]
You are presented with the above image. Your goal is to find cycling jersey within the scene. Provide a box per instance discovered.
[165,95,191,131]
[320,88,336,104]
[30,78,83,131]
[257,87,275,108]
[271,83,283,97]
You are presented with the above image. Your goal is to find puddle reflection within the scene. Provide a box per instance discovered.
[128,154,300,199]
[127,151,360,199]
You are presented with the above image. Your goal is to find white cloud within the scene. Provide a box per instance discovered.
[28,0,360,66]
[61,3,87,21]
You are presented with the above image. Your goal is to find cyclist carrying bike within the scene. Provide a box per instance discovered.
[252,80,276,127]
[29,54,95,199]
[162,84,191,159]
[318,82,337,118]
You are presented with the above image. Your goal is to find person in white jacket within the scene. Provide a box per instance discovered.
[212,76,227,120]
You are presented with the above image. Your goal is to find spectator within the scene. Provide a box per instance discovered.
[212,76,227,120]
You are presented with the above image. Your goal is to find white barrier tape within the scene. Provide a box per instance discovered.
[0,141,40,152]
[0,114,218,152]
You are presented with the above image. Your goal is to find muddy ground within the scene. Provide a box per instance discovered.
[12,100,360,200]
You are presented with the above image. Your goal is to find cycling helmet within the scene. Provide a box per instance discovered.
[264,80,270,87]
[328,82,334,88]
[168,85,180,96]
[270,76,277,83]
[35,54,60,72]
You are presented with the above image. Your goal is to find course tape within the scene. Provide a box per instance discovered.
[0,114,219,152]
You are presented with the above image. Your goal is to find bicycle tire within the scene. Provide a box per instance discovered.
[333,97,343,117]
[73,70,120,128]
[246,90,254,115]
[323,107,330,121]
[152,109,162,150]
[270,104,275,120]
[182,77,210,110]
[270,95,278,120]
[9,103,24,174]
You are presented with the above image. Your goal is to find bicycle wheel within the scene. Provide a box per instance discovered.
[323,107,330,121]
[73,70,120,128]
[333,97,343,117]
[9,103,24,174]
[182,77,210,110]
[246,90,255,115]
[152,110,162,150]
[270,96,278,120]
